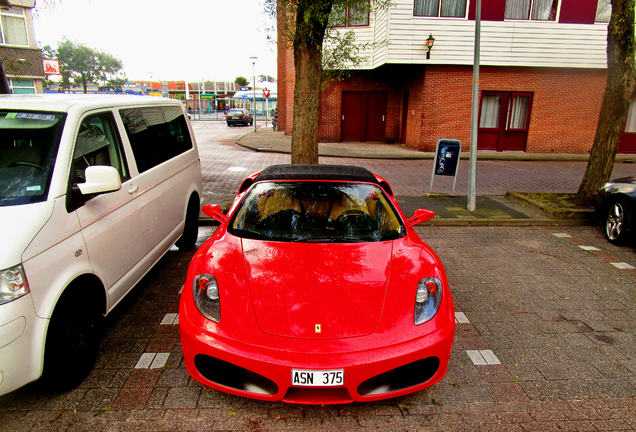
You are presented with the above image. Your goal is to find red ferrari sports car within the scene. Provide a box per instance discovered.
[179,165,455,404]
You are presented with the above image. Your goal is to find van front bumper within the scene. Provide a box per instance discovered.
[0,294,48,396]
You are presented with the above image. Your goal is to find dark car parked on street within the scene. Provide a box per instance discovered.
[226,108,253,127]
[595,176,636,245]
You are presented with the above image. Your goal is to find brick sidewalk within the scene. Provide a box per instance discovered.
[1,226,633,431]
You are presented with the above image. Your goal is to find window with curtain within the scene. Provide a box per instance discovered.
[0,7,28,46]
[595,0,611,22]
[329,1,369,27]
[504,0,557,21]
[414,0,466,17]
[479,95,501,128]
[507,95,531,130]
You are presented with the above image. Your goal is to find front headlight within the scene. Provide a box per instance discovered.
[0,265,30,305]
[192,274,220,322]
[414,277,442,325]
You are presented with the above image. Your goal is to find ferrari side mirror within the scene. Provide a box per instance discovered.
[202,204,229,224]
[406,209,435,227]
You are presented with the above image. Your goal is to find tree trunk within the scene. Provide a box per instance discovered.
[576,0,635,204]
[0,60,10,94]
[290,0,333,164]
[291,43,323,164]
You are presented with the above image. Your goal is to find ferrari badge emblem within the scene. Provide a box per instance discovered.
[315,324,322,333]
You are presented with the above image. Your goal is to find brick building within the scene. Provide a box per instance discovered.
[0,0,44,93]
[277,0,635,153]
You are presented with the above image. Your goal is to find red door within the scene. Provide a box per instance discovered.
[341,91,387,142]
[341,92,366,141]
[478,91,532,151]
[366,92,387,142]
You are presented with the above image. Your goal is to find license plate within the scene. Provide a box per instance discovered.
[291,369,344,387]
[231,116,239,119]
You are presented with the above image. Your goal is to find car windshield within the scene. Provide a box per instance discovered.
[228,110,244,115]
[0,111,66,206]
[229,181,405,242]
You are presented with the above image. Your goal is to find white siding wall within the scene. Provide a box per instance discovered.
[341,0,608,69]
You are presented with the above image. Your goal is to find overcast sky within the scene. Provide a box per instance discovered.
[33,0,277,83]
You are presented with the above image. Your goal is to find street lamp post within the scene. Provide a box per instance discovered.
[250,56,257,132]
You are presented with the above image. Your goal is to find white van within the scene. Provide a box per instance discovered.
[0,94,202,395]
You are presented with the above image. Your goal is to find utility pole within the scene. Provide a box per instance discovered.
[467,0,481,212]
[250,56,257,132]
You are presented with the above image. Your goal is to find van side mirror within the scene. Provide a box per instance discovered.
[202,204,229,224]
[406,209,435,227]
[77,166,122,196]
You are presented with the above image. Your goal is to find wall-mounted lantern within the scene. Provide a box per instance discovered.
[426,34,435,59]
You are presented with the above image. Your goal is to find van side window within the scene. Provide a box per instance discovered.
[71,112,129,184]
[119,106,192,173]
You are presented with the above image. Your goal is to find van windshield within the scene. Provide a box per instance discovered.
[0,111,66,206]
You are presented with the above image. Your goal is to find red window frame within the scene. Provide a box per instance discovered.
[413,0,468,18]
[504,0,558,21]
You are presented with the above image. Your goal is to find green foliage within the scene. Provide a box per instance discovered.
[269,0,392,72]
[51,39,124,93]
[234,76,249,87]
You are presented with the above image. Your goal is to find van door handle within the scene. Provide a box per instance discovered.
[342,115,345,121]
[128,185,138,194]
[382,115,385,122]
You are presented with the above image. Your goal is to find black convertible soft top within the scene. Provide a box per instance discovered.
[254,164,379,184]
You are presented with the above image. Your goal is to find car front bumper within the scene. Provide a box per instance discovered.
[179,300,454,404]
[0,294,48,396]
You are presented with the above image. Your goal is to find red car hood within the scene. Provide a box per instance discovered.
[241,239,393,339]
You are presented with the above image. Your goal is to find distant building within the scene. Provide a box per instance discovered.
[278,0,635,153]
[0,0,44,93]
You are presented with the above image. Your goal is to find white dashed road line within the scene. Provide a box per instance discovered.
[611,262,635,270]
[455,312,470,324]
[160,313,179,325]
[466,350,501,366]
[135,352,171,369]
[578,245,601,251]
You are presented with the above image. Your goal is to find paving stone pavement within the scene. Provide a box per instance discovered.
[1,224,634,431]
[1,122,634,430]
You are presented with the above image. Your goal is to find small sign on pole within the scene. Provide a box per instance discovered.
[430,138,461,193]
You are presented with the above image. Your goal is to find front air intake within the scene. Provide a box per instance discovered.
[194,354,278,395]
[357,357,440,396]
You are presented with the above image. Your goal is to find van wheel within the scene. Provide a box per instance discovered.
[176,195,200,250]
[41,296,102,390]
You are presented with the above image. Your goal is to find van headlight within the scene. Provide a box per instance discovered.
[0,265,30,305]
[193,274,220,322]
[414,277,442,325]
